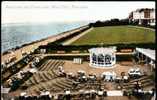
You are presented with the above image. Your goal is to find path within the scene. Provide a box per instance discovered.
[62,28,93,45]
[1,25,89,63]
[34,52,133,58]
[128,25,155,31]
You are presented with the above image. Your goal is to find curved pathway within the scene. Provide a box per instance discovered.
[62,27,93,45]
[128,25,155,31]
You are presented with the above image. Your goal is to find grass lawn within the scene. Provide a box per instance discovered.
[72,25,155,45]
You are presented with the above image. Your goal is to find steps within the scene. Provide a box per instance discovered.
[27,78,74,93]
[122,76,154,89]
[22,59,67,93]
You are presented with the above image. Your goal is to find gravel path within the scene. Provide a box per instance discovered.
[62,28,93,45]
[128,25,155,31]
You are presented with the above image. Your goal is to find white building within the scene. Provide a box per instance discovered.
[135,48,155,71]
[88,47,116,68]
[129,8,155,26]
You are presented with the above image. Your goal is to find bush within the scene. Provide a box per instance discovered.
[116,55,133,61]
[36,43,155,54]
[89,18,130,27]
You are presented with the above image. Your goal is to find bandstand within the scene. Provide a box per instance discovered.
[88,47,116,68]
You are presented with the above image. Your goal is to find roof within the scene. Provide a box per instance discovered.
[136,48,155,61]
[135,8,155,12]
[89,47,116,54]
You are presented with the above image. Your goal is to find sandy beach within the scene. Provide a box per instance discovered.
[1,25,89,63]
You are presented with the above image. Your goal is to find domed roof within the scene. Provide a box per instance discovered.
[89,47,116,54]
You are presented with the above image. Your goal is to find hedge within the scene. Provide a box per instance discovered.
[34,43,155,54]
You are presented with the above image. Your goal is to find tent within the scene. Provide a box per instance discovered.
[65,90,70,95]
[98,91,103,95]
[78,70,86,76]
[67,72,73,75]
[20,92,27,96]
[90,90,96,93]
[84,90,90,94]
[82,76,86,79]
[101,71,116,81]
[40,91,50,95]
[107,91,123,96]
[78,70,85,74]
[29,68,37,73]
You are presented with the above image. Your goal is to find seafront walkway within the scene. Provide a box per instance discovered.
[62,27,93,45]
[1,25,89,64]
[34,52,134,57]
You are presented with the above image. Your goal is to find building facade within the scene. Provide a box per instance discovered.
[129,8,155,26]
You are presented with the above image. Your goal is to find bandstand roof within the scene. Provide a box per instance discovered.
[136,48,155,61]
[89,47,116,54]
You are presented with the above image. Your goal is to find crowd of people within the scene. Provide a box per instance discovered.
[1,51,155,100]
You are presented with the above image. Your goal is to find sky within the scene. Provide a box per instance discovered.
[1,1,155,24]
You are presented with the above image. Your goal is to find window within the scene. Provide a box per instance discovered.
[105,54,112,65]
[112,57,115,61]
[92,53,97,60]
[98,54,104,64]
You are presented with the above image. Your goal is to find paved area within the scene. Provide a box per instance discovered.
[7,59,153,98]
[62,27,93,45]
[104,96,138,100]
[63,60,152,77]
[34,52,133,58]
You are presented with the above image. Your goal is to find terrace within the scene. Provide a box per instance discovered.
[1,44,155,100]
[1,25,155,100]
[6,56,154,96]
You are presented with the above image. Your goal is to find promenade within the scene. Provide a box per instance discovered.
[62,27,93,45]
[1,25,89,64]
[34,52,134,57]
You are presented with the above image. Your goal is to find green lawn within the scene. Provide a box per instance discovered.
[72,26,155,45]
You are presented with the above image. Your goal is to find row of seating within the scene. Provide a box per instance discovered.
[40,60,58,71]
[27,78,74,94]
[21,59,73,94]
[2,55,33,82]
[38,60,64,71]
[23,60,65,87]
[38,60,52,71]
[122,76,154,89]
[23,71,57,86]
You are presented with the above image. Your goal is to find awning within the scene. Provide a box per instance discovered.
[98,91,103,95]
[40,91,50,95]
[102,71,116,76]
[78,70,85,74]
[136,48,155,61]
[65,91,70,94]
[107,91,123,96]
[29,68,37,73]
[20,92,26,96]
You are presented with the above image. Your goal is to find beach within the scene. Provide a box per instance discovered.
[1,25,89,64]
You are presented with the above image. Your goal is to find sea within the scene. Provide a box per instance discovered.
[1,21,89,53]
